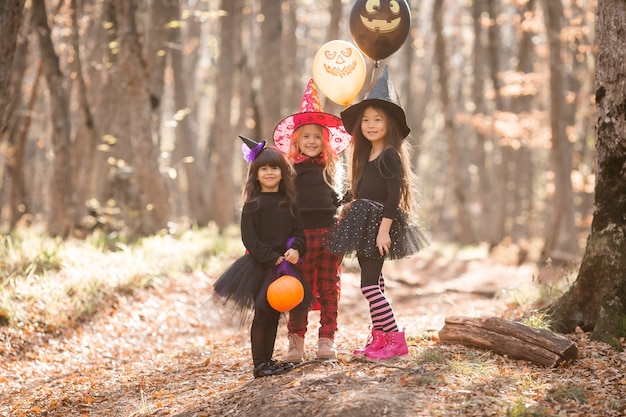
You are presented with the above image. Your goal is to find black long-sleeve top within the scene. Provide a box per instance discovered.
[241,192,306,268]
[294,160,340,229]
[356,148,403,219]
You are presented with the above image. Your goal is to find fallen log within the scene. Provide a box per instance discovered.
[438,316,578,367]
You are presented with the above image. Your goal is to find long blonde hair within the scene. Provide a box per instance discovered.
[286,124,343,191]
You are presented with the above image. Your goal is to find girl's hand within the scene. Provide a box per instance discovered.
[275,256,285,265]
[377,218,393,256]
[376,231,391,256]
[283,248,300,264]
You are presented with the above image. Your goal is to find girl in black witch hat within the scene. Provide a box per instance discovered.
[213,136,311,378]
[328,67,429,360]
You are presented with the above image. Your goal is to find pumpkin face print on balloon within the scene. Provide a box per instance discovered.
[350,0,411,62]
[322,45,357,78]
[312,40,366,107]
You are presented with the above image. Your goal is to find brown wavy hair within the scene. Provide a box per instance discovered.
[243,146,297,215]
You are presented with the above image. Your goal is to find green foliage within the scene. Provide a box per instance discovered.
[0,224,243,331]
[547,383,590,404]
[506,399,552,417]
[415,347,449,365]
[0,232,63,280]
[449,351,497,377]
[519,311,552,329]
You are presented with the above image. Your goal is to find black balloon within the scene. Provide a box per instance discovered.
[349,0,411,62]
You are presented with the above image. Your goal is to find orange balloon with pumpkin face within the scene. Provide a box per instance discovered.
[312,40,366,107]
[350,0,411,62]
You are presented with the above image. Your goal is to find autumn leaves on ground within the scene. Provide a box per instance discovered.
[1,226,625,417]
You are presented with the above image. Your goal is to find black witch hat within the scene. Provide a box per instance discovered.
[239,135,266,162]
[340,66,410,138]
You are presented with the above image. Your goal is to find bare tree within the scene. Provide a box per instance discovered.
[546,0,626,348]
[510,0,537,242]
[540,0,578,262]
[113,0,171,234]
[258,0,283,137]
[433,0,475,244]
[207,0,240,230]
[32,0,74,238]
[0,0,25,125]
[169,3,209,224]
[68,0,101,224]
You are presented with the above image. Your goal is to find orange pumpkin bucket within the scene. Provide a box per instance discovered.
[267,275,304,312]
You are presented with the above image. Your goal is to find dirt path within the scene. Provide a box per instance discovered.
[2,252,625,417]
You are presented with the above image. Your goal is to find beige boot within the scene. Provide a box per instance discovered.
[285,333,305,363]
[316,338,336,359]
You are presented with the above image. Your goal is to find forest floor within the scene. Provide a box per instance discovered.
[1,246,625,417]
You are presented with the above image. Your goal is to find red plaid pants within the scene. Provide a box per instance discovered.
[287,227,342,339]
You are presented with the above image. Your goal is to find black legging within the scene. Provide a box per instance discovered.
[358,256,385,288]
[250,307,281,367]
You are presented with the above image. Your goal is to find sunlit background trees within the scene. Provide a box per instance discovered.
[1,0,598,266]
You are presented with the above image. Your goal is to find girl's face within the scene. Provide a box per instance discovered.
[257,164,282,192]
[361,106,387,146]
[298,124,325,158]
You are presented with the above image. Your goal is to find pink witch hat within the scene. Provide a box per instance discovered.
[273,79,351,155]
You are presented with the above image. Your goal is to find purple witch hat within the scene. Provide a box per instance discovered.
[240,135,266,163]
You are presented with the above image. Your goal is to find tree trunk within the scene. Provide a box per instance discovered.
[32,0,74,238]
[471,0,492,244]
[403,0,428,169]
[207,0,238,230]
[282,2,298,116]
[540,0,578,262]
[114,0,171,235]
[0,0,25,124]
[170,13,210,225]
[69,0,101,226]
[8,65,41,230]
[1,21,30,230]
[485,0,509,248]
[433,0,475,244]
[258,0,282,137]
[511,0,537,241]
[546,0,626,349]
[145,0,174,152]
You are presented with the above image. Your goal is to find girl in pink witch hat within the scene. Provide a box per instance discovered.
[273,79,350,363]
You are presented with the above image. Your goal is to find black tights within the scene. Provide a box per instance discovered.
[250,307,280,367]
[358,256,385,287]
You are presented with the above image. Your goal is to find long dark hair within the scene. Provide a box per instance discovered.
[242,146,297,215]
[349,104,415,214]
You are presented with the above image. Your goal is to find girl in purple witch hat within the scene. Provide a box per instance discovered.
[213,136,312,378]
[329,67,430,360]
[273,79,351,363]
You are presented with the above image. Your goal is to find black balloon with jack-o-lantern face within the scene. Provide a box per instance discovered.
[349,0,411,63]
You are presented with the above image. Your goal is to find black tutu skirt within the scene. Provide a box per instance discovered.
[327,199,430,260]
[213,254,312,323]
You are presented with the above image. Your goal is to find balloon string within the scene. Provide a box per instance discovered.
[370,65,378,86]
